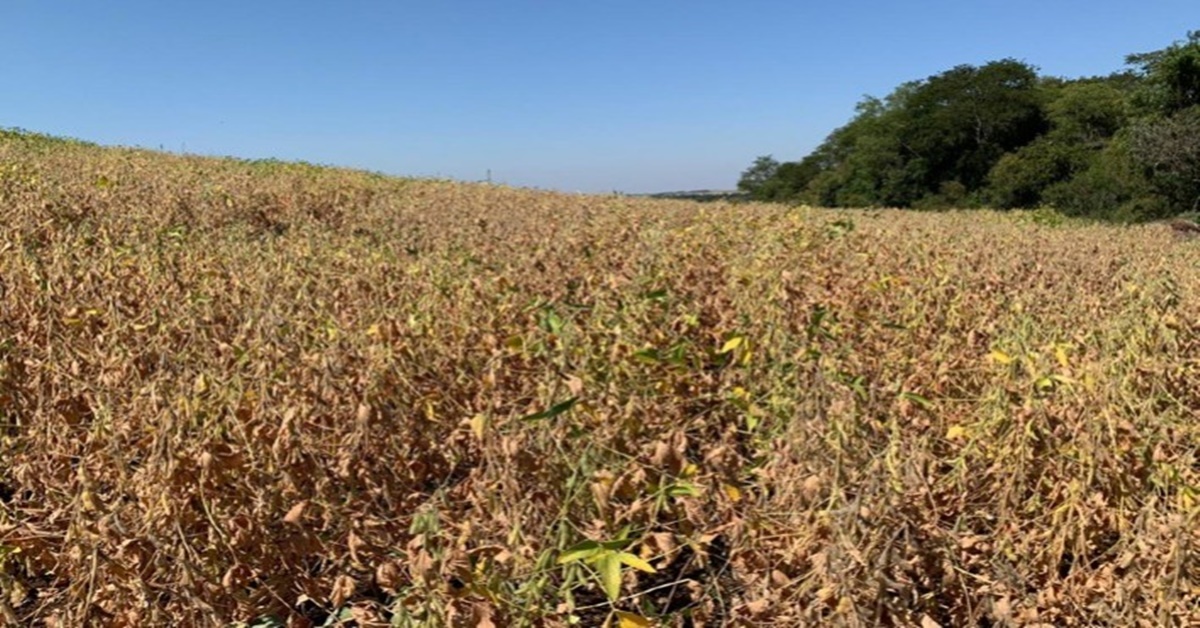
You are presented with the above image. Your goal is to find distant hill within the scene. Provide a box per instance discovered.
[639,189,750,202]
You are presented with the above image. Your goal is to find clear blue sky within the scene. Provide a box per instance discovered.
[2,2,1195,193]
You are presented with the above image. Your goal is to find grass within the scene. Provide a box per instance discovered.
[1,128,1199,626]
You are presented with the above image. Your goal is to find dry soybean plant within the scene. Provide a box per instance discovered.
[1,129,1200,626]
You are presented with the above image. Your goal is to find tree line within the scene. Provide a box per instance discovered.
[739,31,1200,222]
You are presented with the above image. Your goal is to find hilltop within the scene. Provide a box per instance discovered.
[638,189,750,202]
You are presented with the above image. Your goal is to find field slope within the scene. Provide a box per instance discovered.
[1,130,1199,625]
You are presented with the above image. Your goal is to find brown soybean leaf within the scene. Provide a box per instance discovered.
[802,475,822,498]
[472,603,497,628]
[649,532,675,557]
[744,598,770,616]
[221,564,251,592]
[348,606,383,624]
[283,501,308,525]
[330,574,355,609]
[348,530,365,566]
[375,561,402,594]
[771,570,790,587]
[410,549,435,584]
[993,596,1013,621]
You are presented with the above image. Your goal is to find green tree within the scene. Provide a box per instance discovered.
[791,92,913,207]
[1127,31,1200,115]
[982,79,1131,209]
[737,155,781,199]
[1041,134,1161,221]
[984,140,1080,208]
[739,30,1200,221]
[895,59,1047,200]
[776,60,1047,208]
[1121,32,1200,214]
[762,159,822,202]
[1127,106,1200,214]
[1046,81,1129,146]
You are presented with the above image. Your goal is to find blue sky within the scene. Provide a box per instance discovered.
[2,2,1195,193]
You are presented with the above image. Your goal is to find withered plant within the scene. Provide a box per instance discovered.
[1,129,1199,626]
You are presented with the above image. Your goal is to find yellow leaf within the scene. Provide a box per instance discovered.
[597,552,622,601]
[617,551,656,573]
[722,483,743,502]
[615,611,654,628]
[1054,344,1070,369]
[1181,490,1197,512]
[988,350,1013,365]
[556,541,602,565]
[468,414,486,440]
[945,425,967,441]
[1049,374,1076,385]
[81,490,98,512]
[719,336,744,354]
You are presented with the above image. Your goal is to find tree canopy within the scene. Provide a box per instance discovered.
[740,31,1200,222]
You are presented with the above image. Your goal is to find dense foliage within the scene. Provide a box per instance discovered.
[741,31,1200,221]
[3,128,1200,625]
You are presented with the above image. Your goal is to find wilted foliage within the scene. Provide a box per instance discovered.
[1,131,1200,626]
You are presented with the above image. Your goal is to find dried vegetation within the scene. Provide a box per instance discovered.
[1,130,1200,626]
